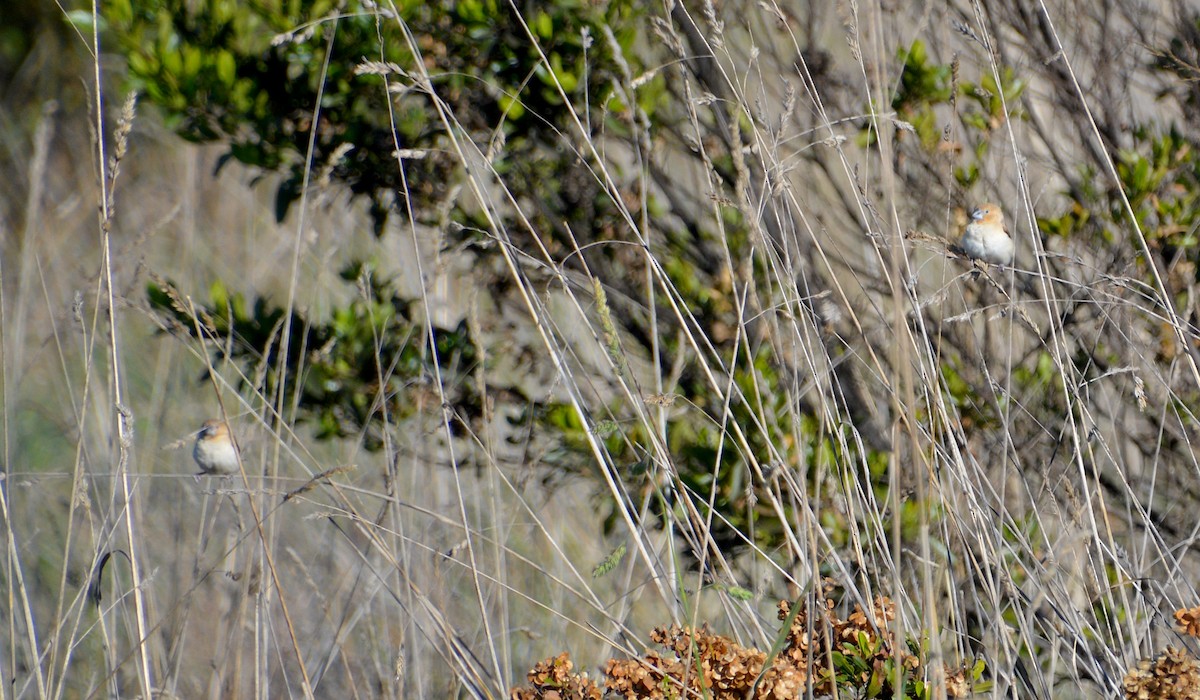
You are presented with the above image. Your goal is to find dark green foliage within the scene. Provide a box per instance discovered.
[860,40,1027,190]
[891,40,953,149]
[1038,127,1200,279]
[107,0,644,232]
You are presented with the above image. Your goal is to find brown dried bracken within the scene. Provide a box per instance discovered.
[1175,606,1200,638]
[1122,647,1200,700]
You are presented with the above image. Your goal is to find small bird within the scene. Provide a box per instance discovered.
[193,419,240,476]
[959,202,1014,266]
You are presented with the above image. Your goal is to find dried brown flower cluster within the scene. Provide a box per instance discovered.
[510,653,603,700]
[1122,647,1200,700]
[1176,606,1200,638]
[510,594,979,699]
[944,664,973,697]
[604,624,804,699]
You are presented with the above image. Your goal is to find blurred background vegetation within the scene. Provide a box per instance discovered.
[4,0,1200,697]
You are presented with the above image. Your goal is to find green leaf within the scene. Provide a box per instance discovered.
[162,48,182,77]
[215,50,236,85]
[533,11,553,38]
[210,280,229,311]
[548,52,578,92]
[498,92,526,120]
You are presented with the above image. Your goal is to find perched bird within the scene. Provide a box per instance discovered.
[193,420,240,476]
[959,202,1014,266]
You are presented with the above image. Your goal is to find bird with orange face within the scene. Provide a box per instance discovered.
[193,419,240,476]
[960,202,1014,266]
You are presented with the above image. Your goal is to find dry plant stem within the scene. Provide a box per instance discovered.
[368,7,508,690]
[639,12,806,617]
[3,103,56,700]
[856,4,924,694]
[677,0,882,608]
[583,0,870,645]
[0,111,59,699]
[666,4,865,631]
[992,0,1143,674]
[71,2,156,696]
[379,9,684,680]
[149,280,418,691]
[418,3,680,624]
[231,12,344,700]
[1034,0,1200,392]
[1028,3,1181,658]
[186,300,315,697]
[605,24,670,635]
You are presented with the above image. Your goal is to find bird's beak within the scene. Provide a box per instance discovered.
[970,208,984,221]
